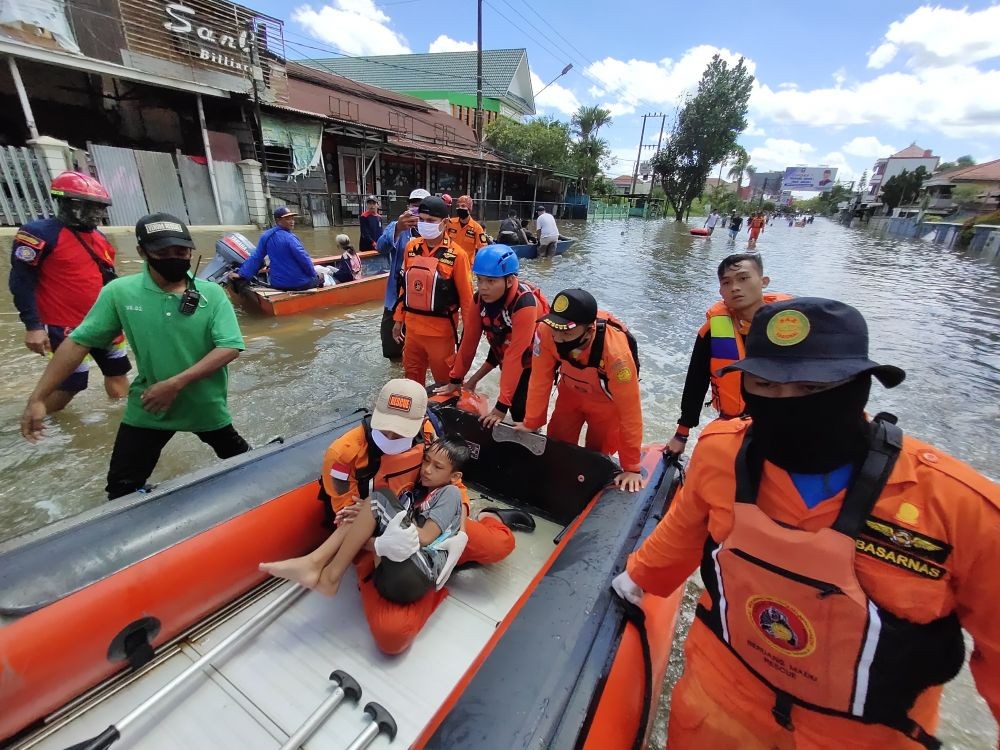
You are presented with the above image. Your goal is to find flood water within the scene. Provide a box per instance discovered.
[2,216,998,747]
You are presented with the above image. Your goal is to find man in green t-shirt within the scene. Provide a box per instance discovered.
[20,212,250,499]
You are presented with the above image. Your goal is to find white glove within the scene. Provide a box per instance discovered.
[373,511,420,562]
[611,570,643,606]
[434,531,469,590]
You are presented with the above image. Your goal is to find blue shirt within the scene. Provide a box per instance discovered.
[789,464,854,509]
[376,220,416,309]
[237,226,317,290]
[359,211,382,251]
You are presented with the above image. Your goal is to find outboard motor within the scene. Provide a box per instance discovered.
[199,233,255,284]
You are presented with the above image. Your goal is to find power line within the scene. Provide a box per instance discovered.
[507,0,597,69]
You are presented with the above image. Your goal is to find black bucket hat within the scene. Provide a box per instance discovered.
[718,297,905,387]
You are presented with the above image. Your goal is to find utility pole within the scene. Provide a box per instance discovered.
[245,19,273,222]
[631,113,665,196]
[475,0,483,150]
[652,114,666,188]
[630,115,649,195]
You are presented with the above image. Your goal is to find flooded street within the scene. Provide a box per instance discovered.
[2,216,998,747]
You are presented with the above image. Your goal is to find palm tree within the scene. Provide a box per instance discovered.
[572,106,613,141]
[727,146,750,189]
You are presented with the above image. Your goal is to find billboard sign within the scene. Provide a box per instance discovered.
[782,167,838,192]
[749,170,783,194]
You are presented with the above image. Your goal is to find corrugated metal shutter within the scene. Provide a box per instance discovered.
[214,162,250,225]
[135,150,188,223]
[90,144,149,226]
[177,156,221,226]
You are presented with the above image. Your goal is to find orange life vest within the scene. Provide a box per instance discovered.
[356,416,434,499]
[707,292,791,418]
[477,281,548,367]
[402,243,460,317]
[559,312,638,400]
[697,420,963,748]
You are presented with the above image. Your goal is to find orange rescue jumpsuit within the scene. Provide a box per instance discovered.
[444,216,489,261]
[394,235,475,385]
[627,418,1000,749]
[524,311,643,473]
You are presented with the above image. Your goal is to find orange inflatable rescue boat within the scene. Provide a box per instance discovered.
[0,402,681,750]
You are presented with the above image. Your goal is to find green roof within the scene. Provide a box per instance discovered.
[297,49,533,114]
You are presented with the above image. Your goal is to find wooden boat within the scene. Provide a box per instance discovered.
[508,238,575,260]
[0,402,682,750]
[229,251,388,317]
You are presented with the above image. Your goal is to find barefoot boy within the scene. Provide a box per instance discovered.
[261,436,467,603]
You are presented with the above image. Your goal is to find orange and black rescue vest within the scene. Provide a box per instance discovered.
[696,419,963,749]
[402,243,460,317]
[707,293,791,418]
[561,315,640,400]
[477,281,549,367]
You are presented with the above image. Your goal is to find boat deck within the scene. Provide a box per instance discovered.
[15,493,560,750]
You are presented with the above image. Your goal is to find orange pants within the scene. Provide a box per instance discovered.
[355,552,448,655]
[666,624,942,749]
[403,331,455,385]
[548,390,620,456]
[459,516,515,566]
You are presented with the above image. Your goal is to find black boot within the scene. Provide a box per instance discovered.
[479,507,536,532]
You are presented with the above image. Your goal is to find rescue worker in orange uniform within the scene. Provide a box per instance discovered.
[748,211,766,248]
[666,253,790,458]
[392,196,475,385]
[613,297,1000,750]
[444,194,489,261]
[521,288,645,492]
[442,244,547,427]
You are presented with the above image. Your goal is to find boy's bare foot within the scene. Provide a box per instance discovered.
[259,558,321,589]
[314,573,342,597]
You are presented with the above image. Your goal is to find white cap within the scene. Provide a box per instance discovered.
[408,188,430,201]
[371,379,428,437]
[335,233,351,246]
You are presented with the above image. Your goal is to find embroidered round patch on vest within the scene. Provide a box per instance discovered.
[746,596,816,657]
[766,310,811,346]
[13,245,37,262]
[552,294,569,313]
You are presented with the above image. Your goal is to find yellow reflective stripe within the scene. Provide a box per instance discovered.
[709,315,736,339]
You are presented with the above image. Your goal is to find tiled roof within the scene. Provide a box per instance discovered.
[297,49,526,101]
[891,144,932,158]
[950,158,1000,182]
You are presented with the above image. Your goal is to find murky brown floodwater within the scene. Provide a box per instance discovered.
[2,216,998,747]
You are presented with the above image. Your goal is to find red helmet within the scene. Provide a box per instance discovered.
[441,193,453,206]
[50,171,112,206]
[457,194,473,209]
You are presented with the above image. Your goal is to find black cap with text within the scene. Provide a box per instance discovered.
[541,288,598,331]
[135,213,195,253]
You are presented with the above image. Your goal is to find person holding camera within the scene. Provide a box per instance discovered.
[20,212,250,500]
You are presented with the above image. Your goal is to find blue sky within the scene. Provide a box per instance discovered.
[255,0,1000,185]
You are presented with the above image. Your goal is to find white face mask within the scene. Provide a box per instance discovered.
[417,220,443,240]
[371,429,413,455]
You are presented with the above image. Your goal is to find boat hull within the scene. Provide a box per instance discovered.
[508,238,575,259]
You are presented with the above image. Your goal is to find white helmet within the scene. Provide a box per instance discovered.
[408,188,430,201]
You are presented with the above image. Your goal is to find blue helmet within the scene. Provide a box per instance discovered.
[472,244,519,277]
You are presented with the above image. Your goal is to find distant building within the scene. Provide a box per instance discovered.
[299,49,536,129]
[612,174,651,195]
[868,144,940,198]
[704,177,737,193]
[922,158,1000,214]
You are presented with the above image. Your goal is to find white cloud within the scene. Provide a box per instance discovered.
[817,151,858,184]
[530,71,580,116]
[602,101,636,118]
[586,45,754,113]
[752,64,1000,138]
[870,5,1000,69]
[867,42,898,69]
[748,138,816,172]
[291,0,410,56]
[842,136,897,159]
[428,35,476,53]
[744,120,766,137]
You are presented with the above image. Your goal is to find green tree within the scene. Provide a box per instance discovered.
[484,116,575,172]
[727,146,750,188]
[590,174,617,197]
[571,105,612,141]
[937,155,976,172]
[652,54,755,221]
[951,183,983,206]
[880,167,929,210]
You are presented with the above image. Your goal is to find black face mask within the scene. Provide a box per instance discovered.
[742,376,872,474]
[146,255,191,282]
[456,209,469,219]
[554,330,589,359]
